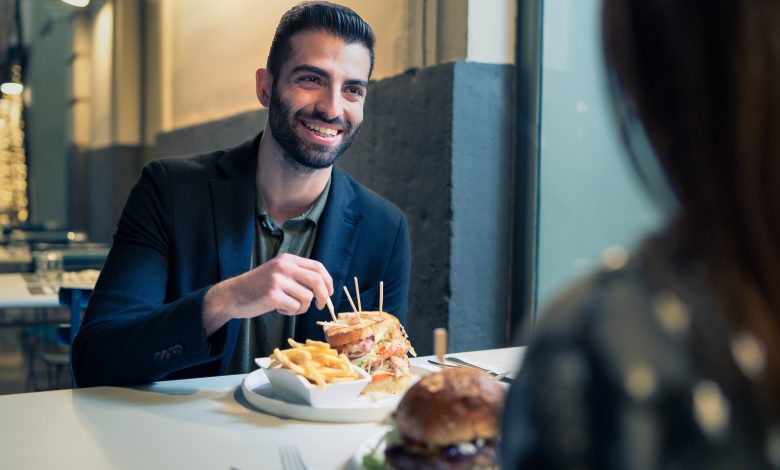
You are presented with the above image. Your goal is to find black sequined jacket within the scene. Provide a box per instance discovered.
[501,234,775,469]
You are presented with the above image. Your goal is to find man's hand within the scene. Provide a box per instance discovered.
[202,253,334,336]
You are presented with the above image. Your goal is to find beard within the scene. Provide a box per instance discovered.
[267,87,363,170]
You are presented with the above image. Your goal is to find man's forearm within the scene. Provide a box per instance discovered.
[202,283,233,337]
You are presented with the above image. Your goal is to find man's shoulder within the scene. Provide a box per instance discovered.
[333,167,405,223]
[148,150,225,173]
[144,136,257,178]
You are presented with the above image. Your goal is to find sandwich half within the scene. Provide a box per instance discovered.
[320,311,416,394]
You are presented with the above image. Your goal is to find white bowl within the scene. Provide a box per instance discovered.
[254,357,370,407]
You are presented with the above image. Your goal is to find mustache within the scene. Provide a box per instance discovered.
[298,109,351,131]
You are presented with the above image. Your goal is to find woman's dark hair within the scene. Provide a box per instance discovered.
[602,0,780,420]
[267,1,375,79]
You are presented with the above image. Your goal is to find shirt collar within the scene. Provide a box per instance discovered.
[256,176,332,226]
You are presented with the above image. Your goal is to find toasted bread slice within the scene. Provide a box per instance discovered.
[323,311,400,347]
[362,374,412,394]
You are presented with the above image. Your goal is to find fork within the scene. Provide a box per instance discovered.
[279,445,308,470]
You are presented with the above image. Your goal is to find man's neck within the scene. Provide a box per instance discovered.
[256,129,332,224]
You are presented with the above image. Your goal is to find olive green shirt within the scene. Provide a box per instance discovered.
[227,177,331,373]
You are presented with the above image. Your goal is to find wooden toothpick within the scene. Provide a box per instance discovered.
[434,328,447,365]
[325,297,337,322]
[343,286,359,316]
[379,281,384,314]
[353,277,362,321]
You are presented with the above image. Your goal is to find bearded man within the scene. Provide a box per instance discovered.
[72,2,411,387]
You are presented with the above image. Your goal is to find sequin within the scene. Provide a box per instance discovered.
[652,291,690,335]
[692,381,730,437]
[625,363,657,401]
[602,245,630,271]
[730,332,766,379]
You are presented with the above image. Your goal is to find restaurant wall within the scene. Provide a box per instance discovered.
[153,0,516,134]
[467,0,516,64]
[57,0,144,240]
[152,61,515,355]
[158,0,412,133]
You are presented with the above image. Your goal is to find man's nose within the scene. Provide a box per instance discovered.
[314,87,344,122]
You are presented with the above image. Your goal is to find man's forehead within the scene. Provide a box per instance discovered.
[281,30,371,79]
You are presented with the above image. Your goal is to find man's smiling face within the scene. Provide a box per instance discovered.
[265,30,371,170]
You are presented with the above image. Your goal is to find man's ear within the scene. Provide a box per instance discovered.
[256,68,273,107]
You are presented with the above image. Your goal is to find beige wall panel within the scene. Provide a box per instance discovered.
[467,0,516,64]
[113,0,141,144]
[90,1,114,148]
[70,14,92,146]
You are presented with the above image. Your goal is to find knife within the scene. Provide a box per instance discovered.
[446,356,515,384]
[427,359,514,384]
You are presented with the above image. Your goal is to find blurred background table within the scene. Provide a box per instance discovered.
[0,271,98,310]
[0,246,33,274]
[0,271,99,392]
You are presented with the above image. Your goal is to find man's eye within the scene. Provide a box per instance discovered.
[300,76,321,85]
[345,86,365,97]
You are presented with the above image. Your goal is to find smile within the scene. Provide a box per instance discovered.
[302,121,341,138]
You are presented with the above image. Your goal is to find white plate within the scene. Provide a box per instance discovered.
[241,369,403,422]
[345,427,391,470]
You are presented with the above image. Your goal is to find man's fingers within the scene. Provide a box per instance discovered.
[261,254,332,314]
[285,255,334,296]
[290,267,331,311]
[270,288,303,316]
[278,277,315,315]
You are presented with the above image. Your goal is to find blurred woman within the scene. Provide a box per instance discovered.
[502,0,780,468]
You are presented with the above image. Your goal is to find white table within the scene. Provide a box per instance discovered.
[0,273,59,308]
[0,347,525,470]
[0,271,100,309]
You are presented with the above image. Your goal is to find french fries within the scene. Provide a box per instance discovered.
[269,338,361,389]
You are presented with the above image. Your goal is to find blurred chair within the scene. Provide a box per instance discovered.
[60,245,109,271]
[56,286,92,388]
[58,287,91,347]
[22,322,70,391]
[22,287,92,391]
[36,337,71,390]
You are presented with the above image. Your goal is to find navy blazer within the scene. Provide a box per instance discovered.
[72,134,411,387]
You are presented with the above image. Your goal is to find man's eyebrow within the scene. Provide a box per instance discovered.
[290,64,329,77]
[344,79,368,88]
[290,64,368,88]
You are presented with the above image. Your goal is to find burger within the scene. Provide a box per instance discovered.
[380,367,505,469]
[320,311,416,394]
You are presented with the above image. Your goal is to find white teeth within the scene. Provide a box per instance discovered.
[305,123,338,137]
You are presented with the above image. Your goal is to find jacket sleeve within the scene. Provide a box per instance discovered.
[72,161,223,387]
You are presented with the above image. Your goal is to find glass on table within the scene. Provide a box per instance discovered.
[35,250,64,285]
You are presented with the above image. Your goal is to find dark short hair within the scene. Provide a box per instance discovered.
[267,1,375,79]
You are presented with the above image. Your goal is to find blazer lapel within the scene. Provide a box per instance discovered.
[300,167,363,340]
[209,135,259,371]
